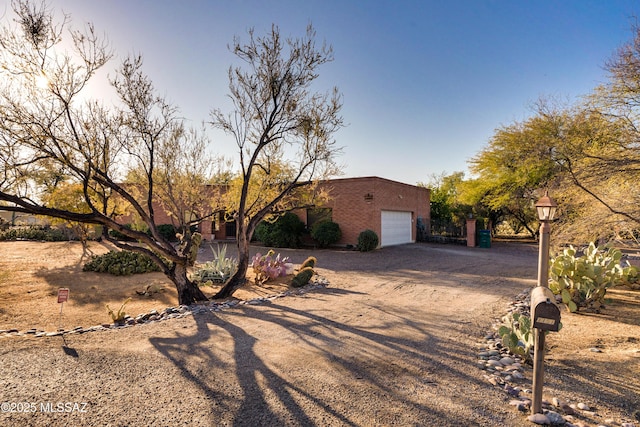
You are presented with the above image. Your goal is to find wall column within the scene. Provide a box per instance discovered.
[466,218,477,247]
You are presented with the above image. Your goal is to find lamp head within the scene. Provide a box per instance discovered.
[536,191,558,221]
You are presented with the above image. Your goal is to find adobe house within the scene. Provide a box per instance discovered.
[158,177,430,248]
[300,176,430,248]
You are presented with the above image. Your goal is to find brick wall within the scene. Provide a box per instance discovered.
[117,177,430,247]
[309,177,430,247]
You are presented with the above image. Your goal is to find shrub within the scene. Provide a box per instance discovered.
[357,229,379,252]
[254,212,305,248]
[251,250,291,284]
[549,242,639,312]
[291,266,315,288]
[83,250,161,275]
[192,244,238,284]
[155,224,178,242]
[310,220,341,248]
[0,225,67,242]
[254,221,271,244]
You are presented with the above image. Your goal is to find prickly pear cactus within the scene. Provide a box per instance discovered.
[549,242,638,312]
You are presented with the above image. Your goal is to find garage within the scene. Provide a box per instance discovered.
[381,210,412,247]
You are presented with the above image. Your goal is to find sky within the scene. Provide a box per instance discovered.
[17,0,640,185]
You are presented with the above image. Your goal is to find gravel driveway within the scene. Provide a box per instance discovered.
[2,242,545,426]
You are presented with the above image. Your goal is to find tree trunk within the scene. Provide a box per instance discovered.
[171,261,208,306]
[212,233,250,299]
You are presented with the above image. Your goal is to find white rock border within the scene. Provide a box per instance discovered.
[0,276,330,338]
[478,287,639,427]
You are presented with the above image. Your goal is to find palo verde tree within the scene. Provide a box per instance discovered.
[210,24,344,299]
[471,98,638,242]
[469,103,567,238]
[0,1,217,305]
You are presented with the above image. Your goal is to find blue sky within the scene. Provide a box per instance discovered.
[49,0,640,185]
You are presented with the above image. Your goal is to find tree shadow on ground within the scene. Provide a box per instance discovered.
[544,357,640,421]
[149,290,517,426]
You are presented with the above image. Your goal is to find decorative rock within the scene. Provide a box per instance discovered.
[504,385,520,397]
[509,399,530,412]
[511,372,524,380]
[544,410,565,425]
[528,413,551,425]
[560,404,575,416]
[500,356,515,366]
[576,403,590,411]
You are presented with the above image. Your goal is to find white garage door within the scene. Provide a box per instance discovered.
[381,210,412,247]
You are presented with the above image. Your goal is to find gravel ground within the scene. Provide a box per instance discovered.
[1,242,638,426]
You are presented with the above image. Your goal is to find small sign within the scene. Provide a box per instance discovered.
[57,288,70,304]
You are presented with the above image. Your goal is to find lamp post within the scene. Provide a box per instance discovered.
[532,191,558,414]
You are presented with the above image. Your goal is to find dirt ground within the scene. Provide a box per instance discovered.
[0,240,639,426]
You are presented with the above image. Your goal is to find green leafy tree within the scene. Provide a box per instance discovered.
[470,25,640,243]
[210,24,344,298]
[469,103,570,237]
[420,172,471,235]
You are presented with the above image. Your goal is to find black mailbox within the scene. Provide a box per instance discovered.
[531,286,561,332]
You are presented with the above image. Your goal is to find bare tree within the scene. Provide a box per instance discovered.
[0,1,216,305]
[210,24,344,298]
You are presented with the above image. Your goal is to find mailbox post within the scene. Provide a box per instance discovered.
[531,191,559,414]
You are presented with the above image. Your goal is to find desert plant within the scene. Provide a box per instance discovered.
[251,250,291,285]
[310,220,341,248]
[549,242,639,312]
[0,225,67,242]
[155,224,178,242]
[83,250,162,275]
[192,244,238,284]
[301,256,317,269]
[357,229,379,252]
[106,298,131,324]
[254,212,305,248]
[291,266,315,288]
[497,312,535,361]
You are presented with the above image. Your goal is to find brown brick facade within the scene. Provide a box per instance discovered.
[119,177,430,247]
[302,177,430,247]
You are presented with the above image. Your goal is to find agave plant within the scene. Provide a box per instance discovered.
[192,244,238,284]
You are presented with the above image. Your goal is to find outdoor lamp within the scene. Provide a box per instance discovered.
[535,191,558,221]
[531,189,559,415]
